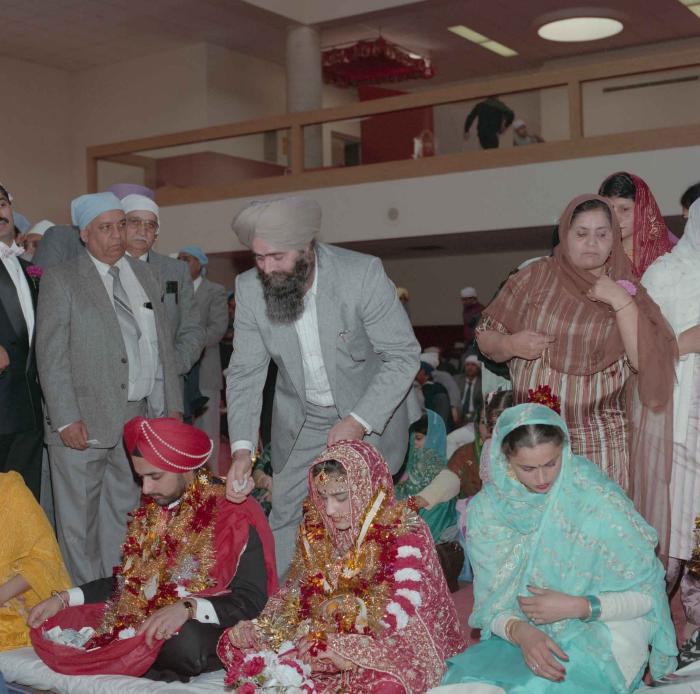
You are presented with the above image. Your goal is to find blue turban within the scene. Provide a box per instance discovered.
[179,245,208,267]
[71,192,123,231]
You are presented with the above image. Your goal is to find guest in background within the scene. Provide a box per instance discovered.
[512,118,544,146]
[0,471,70,651]
[123,194,204,388]
[0,183,43,499]
[422,350,461,427]
[598,171,676,279]
[396,411,459,544]
[178,245,228,472]
[32,184,155,271]
[461,286,484,349]
[36,192,183,583]
[681,181,700,219]
[19,220,53,262]
[417,361,452,432]
[478,389,513,485]
[476,195,676,503]
[463,96,514,150]
[457,354,483,426]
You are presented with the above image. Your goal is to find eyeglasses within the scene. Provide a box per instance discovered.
[97,220,127,233]
[126,217,159,233]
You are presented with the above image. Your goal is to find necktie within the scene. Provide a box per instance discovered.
[108,265,142,346]
[463,381,473,419]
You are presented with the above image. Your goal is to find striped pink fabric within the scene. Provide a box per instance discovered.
[478,259,632,489]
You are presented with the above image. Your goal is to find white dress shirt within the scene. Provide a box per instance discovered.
[88,252,159,402]
[232,254,370,454]
[0,241,34,340]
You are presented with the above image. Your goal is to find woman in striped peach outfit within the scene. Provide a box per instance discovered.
[476,195,676,553]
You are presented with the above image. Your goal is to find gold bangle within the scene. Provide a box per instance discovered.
[51,590,67,609]
[504,617,520,643]
[614,299,634,313]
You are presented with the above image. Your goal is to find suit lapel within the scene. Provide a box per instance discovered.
[19,259,39,309]
[0,260,28,343]
[78,251,122,345]
[315,247,340,399]
[275,319,305,401]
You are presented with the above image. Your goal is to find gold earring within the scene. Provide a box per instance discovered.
[507,465,517,480]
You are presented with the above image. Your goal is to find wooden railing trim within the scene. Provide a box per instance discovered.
[152,123,700,207]
[86,48,700,160]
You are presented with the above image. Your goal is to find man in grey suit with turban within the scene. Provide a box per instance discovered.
[36,192,183,583]
[226,196,420,574]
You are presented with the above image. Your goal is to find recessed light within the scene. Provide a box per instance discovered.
[537,17,623,42]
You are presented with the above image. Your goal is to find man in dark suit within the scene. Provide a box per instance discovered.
[456,354,483,425]
[0,182,43,498]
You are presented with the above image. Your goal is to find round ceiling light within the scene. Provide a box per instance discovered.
[537,17,623,42]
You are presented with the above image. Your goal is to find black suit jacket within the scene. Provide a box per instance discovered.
[0,258,42,435]
[80,525,269,628]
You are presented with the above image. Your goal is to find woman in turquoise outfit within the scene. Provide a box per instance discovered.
[395,410,458,543]
[438,403,677,693]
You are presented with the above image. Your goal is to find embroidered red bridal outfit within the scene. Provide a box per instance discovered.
[218,440,466,693]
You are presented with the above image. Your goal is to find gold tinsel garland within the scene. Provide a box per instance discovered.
[255,488,419,650]
[88,472,219,647]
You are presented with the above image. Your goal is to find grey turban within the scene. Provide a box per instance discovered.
[231,196,321,250]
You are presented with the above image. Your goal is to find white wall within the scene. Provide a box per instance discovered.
[383,249,548,326]
[156,144,700,254]
[0,55,73,224]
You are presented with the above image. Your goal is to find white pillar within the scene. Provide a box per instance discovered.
[286,24,323,169]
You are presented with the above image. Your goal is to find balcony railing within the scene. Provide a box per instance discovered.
[87,47,700,206]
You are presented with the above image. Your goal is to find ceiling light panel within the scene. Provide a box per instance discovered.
[447,24,517,57]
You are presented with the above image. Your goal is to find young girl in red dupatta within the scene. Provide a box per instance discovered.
[599,171,676,279]
[218,440,466,694]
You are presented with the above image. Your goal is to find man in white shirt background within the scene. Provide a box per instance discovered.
[0,182,43,499]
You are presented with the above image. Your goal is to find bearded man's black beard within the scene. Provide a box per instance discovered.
[259,251,313,324]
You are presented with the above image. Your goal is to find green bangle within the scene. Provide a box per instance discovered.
[585,595,601,621]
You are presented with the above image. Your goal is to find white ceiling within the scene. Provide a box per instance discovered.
[0,0,698,81]
[241,0,424,26]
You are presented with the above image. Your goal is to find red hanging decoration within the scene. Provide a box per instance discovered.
[322,36,435,87]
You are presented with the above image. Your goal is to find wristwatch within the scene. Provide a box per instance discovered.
[182,598,196,620]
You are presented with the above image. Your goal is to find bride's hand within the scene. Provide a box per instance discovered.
[227,620,257,649]
[518,585,590,624]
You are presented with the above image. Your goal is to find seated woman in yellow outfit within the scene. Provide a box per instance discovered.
[0,471,70,650]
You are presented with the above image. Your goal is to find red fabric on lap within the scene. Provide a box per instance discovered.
[30,604,161,676]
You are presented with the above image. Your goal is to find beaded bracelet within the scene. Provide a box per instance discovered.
[585,595,601,621]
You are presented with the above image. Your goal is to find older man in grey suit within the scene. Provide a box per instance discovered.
[226,197,420,574]
[36,192,183,584]
[178,245,229,471]
[122,194,204,378]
